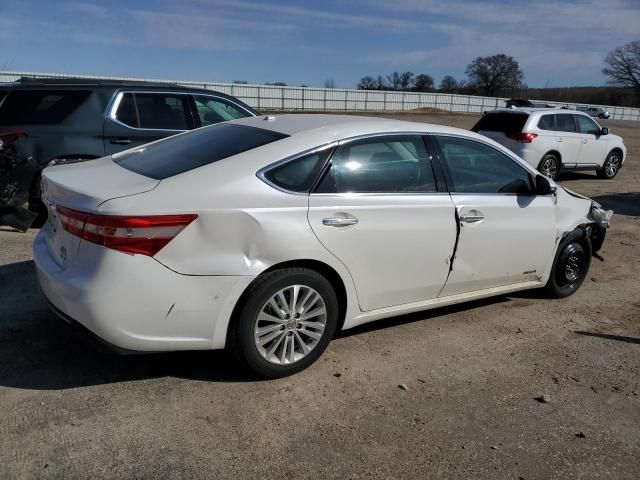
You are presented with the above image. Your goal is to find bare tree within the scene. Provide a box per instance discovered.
[603,40,640,94]
[465,54,524,97]
[439,75,459,92]
[413,73,434,92]
[324,78,336,89]
[387,71,402,90]
[357,76,377,90]
[374,75,388,90]
[399,71,415,90]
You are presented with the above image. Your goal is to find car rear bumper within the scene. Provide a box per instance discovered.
[33,229,254,352]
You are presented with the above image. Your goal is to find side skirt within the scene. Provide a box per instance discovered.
[344,280,544,330]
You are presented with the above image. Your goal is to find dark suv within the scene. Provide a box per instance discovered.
[0,77,258,229]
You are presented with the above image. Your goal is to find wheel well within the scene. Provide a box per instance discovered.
[543,150,561,164]
[226,260,349,345]
[609,147,623,159]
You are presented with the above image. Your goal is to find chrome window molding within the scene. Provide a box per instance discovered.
[106,90,255,132]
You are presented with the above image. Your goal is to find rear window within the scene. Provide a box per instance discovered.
[0,90,90,125]
[472,112,528,133]
[113,123,288,179]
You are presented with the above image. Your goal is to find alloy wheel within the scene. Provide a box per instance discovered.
[254,285,327,365]
[605,154,620,178]
[541,157,558,179]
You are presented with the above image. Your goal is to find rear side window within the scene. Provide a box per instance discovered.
[0,90,90,125]
[113,92,191,130]
[135,93,190,130]
[316,136,437,194]
[555,114,576,132]
[114,124,288,179]
[538,114,555,131]
[263,150,330,193]
[472,112,528,133]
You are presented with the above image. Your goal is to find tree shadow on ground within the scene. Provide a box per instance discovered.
[592,192,640,217]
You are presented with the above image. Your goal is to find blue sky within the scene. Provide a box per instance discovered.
[1,0,639,88]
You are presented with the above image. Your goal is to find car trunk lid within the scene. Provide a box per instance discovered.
[40,157,159,269]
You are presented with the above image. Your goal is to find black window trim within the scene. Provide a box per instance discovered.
[427,133,544,197]
[106,90,255,132]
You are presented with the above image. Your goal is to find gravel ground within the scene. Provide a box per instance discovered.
[0,113,638,480]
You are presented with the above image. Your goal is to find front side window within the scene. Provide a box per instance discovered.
[316,136,436,194]
[134,93,190,130]
[554,114,576,133]
[193,95,249,126]
[434,136,533,195]
[575,115,600,135]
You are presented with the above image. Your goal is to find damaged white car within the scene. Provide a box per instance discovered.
[34,115,612,377]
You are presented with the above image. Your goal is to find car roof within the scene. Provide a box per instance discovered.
[230,114,473,141]
[0,76,241,97]
[488,108,588,116]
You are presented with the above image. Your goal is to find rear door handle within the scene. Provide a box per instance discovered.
[322,217,358,227]
[110,138,132,145]
[557,137,563,143]
[459,210,484,224]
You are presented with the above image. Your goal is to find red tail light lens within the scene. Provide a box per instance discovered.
[506,132,538,143]
[56,206,197,256]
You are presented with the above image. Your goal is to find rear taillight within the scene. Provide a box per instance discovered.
[0,130,27,151]
[506,132,538,143]
[56,206,197,256]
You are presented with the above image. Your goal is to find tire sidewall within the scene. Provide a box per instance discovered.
[548,230,591,298]
[234,269,339,378]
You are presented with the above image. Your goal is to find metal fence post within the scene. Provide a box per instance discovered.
[323,89,327,111]
[301,87,305,111]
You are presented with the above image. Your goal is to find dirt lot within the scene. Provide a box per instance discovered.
[1,113,638,479]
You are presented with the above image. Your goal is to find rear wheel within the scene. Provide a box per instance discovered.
[597,151,621,179]
[228,268,338,378]
[538,154,559,181]
[546,230,591,298]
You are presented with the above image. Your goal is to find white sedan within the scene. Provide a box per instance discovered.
[34,115,612,377]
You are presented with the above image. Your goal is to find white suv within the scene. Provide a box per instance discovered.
[472,109,626,180]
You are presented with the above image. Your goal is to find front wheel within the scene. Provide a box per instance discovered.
[538,154,559,181]
[228,268,339,378]
[546,230,591,298]
[597,151,621,179]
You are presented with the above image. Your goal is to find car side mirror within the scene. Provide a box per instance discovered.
[534,174,556,196]
[600,127,609,136]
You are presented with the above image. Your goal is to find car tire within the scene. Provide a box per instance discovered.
[545,230,591,298]
[228,267,339,378]
[597,151,621,179]
[538,154,560,181]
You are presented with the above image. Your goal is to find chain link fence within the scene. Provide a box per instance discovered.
[1,70,639,121]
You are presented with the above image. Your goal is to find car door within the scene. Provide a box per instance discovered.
[103,92,194,155]
[574,114,607,167]
[431,135,557,297]
[307,134,457,312]
[553,113,582,167]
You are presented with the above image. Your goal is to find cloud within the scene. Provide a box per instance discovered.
[193,0,421,30]
[363,0,640,84]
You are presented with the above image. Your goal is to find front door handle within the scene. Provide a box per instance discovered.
[557,137,563,143]
[322,217,358,227]
[110,138,132,145]
[459,210,484,224]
